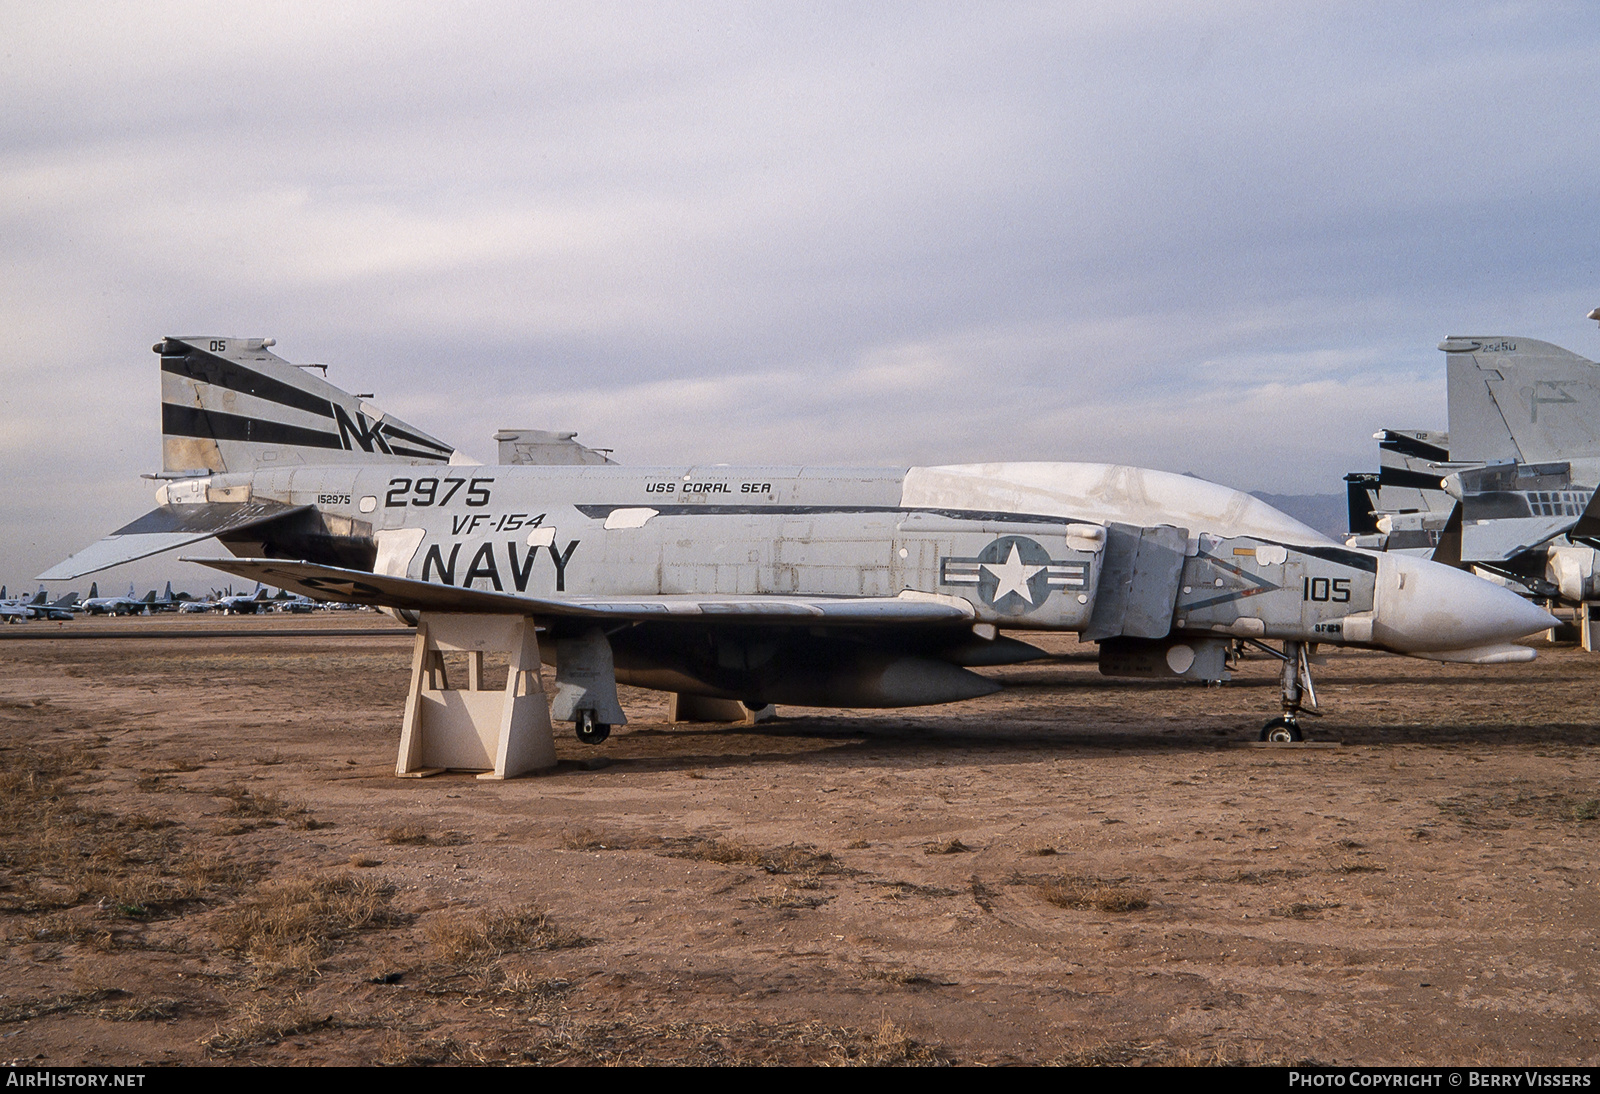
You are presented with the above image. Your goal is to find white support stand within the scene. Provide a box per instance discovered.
[396,613,556,780]
[667,693,777,725]
[1583,602,1597,653]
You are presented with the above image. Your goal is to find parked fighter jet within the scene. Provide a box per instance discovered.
[216,584,273,615]
[0,588,39,623]
[43,336,1555,746]
[27,590,77,621]
[78,583,150,616]
[272,590,320,613]
[145,582,180,612]
[1346,323,1600,638]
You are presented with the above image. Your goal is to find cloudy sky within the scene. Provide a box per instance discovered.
[3,1,1598,592]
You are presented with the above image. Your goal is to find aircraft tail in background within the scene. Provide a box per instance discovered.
[1444,336,1600,465]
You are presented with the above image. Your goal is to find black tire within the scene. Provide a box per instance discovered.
[575,711,611,745]
[1259,716,1304,743]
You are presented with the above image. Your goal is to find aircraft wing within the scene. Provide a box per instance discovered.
[181,557,978,625]
[40,501,311,581]
[1460,515,1575,563]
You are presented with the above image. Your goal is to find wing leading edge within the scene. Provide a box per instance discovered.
[180,557,978,625]
[39,502,311,581]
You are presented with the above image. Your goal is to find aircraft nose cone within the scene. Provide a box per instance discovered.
[1371,554,1559,653]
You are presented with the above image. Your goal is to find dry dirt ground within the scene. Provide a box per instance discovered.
[2,613,1598,1066]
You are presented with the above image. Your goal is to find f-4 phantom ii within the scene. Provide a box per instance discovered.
[43,336,1554,769]
[1346,319,1600,645]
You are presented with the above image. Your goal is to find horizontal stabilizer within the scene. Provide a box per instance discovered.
[38,501,308,581]
[181,557,978,625]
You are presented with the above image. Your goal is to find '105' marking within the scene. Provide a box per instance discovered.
[1303,577,1351,603]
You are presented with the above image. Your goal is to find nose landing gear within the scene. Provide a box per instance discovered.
[1247,639,1320,743]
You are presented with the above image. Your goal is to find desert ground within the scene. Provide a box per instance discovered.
[2,613,1598,1066]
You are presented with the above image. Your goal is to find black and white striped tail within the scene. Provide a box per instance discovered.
[156,336,456,474]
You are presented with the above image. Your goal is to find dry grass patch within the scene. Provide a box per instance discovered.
[745,886,832,910]
[1335,858,1385,874]
[218,784,304,820]
[560,829,840,875]
[1034,875,1151,913]
[0,987,194,1026]
[1565,798,1600,822]
[0,744,251,919]
[1436,787,1600,828]
[560,826,635,851]
[0,989,120,1024]
[513,1015,950,1066]
[381,823,430,845]
[923,837,972,855]
[14,911,116,950]
[378,1033,482,1066]
[212,873,404,979]
[877,880,961,899]
[1211,868,1306,885]
[1049,1039,1176,1066]
[1046,1039,1316,1066]
[99,998,186,1022]
[201,999,340,1057]
[1273,900,1343,919]
[658,835,841,874]
[425,906,589,963]
[835,1018,949,1067]
[861,964,954,989]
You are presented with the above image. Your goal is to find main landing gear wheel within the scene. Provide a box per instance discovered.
[1259,716,1304,743]
[574,710,611,745]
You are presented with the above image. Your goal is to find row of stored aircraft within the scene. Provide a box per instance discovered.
[0,587,79,621]
[1344,309,1600,647]
[0,580,328,619]
[40,334,1556,757]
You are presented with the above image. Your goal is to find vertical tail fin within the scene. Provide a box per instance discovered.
[157,336,458,474]
[1444,335,1600,464]
[1344,472,1380,534]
